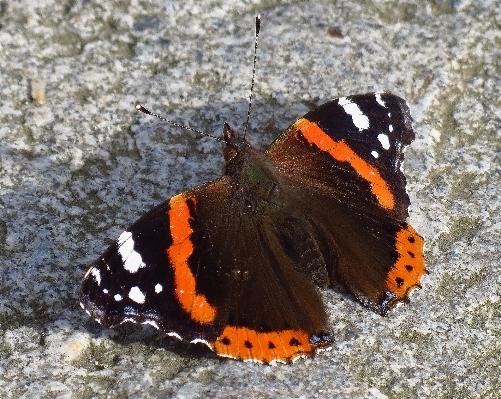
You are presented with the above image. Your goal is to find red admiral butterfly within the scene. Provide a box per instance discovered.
[80,16,426,364]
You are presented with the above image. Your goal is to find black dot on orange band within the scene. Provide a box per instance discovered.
[407,251,415,258]
[244,340,253,349]
[268,341,276,349]
[405,265,413,272]
[221,337,230,346]
[295,131,306,143]
[396,277,404,288]
[408,236,415,243]
[289,338,300,347]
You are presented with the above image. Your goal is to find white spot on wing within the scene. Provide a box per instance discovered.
[117,231,146,273]
[128,286,146,304]
[169,332,183,341]
[155,283,163,293]
[102,288,108,294]
[371,150,379,158]
[375,93,386,108]
[389,124,394,132]
[143,320,160,329]
[114,293,123,301]
[190,338,211,348]
[91,268,101,286]
[378,133,391,150]
[338,97,370,131]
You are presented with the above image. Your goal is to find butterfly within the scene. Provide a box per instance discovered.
[80,17,425,365]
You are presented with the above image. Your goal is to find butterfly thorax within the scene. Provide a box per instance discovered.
[222,123,287,215]
[222,122,254,173]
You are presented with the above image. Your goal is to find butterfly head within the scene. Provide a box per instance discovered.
[222,122,253,161]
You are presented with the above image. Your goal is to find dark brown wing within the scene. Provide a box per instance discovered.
[266,93,426,314]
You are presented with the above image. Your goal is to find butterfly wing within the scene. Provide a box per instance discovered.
[80,177,332,364]
[266,92,426,314]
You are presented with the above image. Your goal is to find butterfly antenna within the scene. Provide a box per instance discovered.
[135,105,222,141]
[243,15,261,139]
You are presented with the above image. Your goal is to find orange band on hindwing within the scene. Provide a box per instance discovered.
[294,118,395,210]
[386,223,426,297]
[212,326,319,363]
[167,194,217,324]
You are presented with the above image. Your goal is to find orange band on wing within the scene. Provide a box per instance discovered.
[212,326,318,364]
[167,194,217,324]
[386,223,426,297]
[294,118,395,210]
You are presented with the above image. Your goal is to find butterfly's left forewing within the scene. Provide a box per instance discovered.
[80,181,229,342]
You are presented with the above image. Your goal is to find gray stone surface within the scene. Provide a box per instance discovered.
[0,0,500,398]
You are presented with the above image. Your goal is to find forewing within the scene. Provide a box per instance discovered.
[267,92,414,220]
[79,179,231,342]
